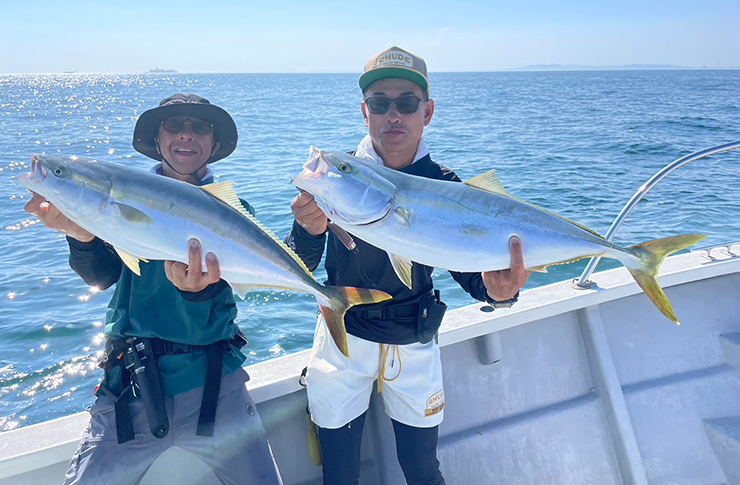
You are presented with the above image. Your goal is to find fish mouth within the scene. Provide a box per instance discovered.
[291,146,331,185]
[18,154,47,183]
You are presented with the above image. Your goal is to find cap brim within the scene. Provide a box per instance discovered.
[359,67,428,92]
[132,103,238,163]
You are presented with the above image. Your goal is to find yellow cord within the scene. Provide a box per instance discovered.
[377,344,402,393]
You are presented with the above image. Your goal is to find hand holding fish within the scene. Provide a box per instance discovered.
[291,191,328,236]
[24,192,95,242]
[482,236,531,301]
[164,239,221,292]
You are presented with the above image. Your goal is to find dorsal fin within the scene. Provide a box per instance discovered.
[464,170,512,197]
[466,170,604,239]
[201,181,251,217]
[201,180,314,278]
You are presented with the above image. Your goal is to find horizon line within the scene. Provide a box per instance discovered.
[3,64,740,76]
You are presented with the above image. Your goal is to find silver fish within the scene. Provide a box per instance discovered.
[292,147,705,324]
[19,154,392,356]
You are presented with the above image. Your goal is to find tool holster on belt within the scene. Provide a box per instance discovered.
[416,290,447,344]
[97,330,248,443]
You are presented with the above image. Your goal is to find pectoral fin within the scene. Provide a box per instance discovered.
[114,247,148,276]
[112,202,154,224]
[387,252,413,289]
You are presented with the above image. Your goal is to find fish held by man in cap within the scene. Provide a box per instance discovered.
[292,146,706,324]
[18,154,392,356]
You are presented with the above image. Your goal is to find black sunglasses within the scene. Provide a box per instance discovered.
[364,95,428,115]
[161,118,214,136]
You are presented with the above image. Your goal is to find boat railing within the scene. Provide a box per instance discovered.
[574,140,740,288]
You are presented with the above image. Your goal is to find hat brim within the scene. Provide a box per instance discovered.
[359,67,429,92]
[132,103,238,163]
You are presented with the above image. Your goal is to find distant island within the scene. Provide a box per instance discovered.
[509,63,737,71]
[148,68,178,74]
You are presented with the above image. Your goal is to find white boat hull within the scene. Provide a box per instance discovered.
[2,243,739,485]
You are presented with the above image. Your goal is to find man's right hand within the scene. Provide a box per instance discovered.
[24,192,95,243]
[291,191,327,236]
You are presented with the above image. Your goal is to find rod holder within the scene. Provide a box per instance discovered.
[476,332,503,366]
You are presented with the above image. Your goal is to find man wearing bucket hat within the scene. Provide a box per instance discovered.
[25,94,283,485]
[132,93,239,185]
[287,47,529,484]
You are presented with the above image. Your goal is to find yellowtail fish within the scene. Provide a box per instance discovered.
[292,147,705,324]
[19,154,392,356]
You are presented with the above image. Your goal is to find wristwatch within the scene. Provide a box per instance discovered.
[489,291,519,309]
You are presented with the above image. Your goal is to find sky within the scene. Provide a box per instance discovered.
[1,0,738,74]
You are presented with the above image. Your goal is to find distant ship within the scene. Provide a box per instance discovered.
[148,68,178,74]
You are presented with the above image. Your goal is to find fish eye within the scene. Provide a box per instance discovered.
[53,167,64,176]
[338,163,351,173]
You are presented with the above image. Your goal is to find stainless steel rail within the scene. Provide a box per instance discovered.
[574,140,740,288]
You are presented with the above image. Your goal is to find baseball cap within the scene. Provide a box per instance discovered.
[358,46,429,92]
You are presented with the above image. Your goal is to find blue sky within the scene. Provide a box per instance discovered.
[2,0,738,73]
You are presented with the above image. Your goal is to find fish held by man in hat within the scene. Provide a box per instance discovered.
[292,146,705,324]
[19,154,390,357]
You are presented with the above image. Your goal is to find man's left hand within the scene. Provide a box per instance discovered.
[482,236,531,301]
[164,239,221,292]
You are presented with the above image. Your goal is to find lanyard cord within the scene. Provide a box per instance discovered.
[161,157,208,185]
[377,344,402,393]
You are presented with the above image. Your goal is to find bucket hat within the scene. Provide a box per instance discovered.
[133,93,238,163]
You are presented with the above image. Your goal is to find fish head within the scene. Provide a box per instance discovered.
[292,147,396,225]
[18,154,113,221]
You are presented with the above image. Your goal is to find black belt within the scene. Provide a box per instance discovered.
[100,330,248,364]
[356,303,418,320]
[150,331,248,356]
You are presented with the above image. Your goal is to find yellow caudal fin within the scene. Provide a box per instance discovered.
[624,234,706,324]
[318,286,393,358]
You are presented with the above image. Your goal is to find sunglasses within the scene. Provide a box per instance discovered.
[161,118,214,136]
[364,95,428,115]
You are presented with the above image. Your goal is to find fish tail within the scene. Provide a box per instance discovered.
[622,234,706,324]
[317,286,392,358]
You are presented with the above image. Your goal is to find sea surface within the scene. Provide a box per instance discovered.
[1,71,739,432]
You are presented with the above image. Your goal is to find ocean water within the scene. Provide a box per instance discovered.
[1,71,739,432]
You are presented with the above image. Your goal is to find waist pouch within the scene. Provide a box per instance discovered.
[416,290,447,344]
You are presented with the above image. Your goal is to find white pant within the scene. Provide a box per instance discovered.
[306,316,445,429]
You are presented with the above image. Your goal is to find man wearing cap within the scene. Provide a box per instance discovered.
[25,94,283,485]
[286,47,529,484]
